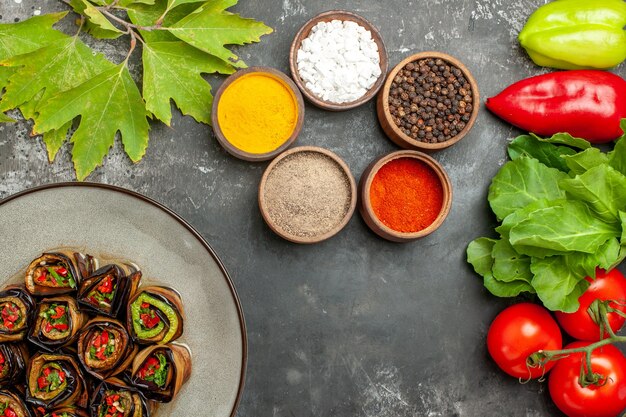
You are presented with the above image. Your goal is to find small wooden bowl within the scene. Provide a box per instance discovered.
[377,52,480,151]
[259,146,357,244]
[211,67,305,162]
[359,150,452,242]
[289,10,389,111]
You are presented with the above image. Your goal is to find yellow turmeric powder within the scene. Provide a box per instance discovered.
[217,73,298,154]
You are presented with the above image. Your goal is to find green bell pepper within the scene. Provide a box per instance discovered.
[518,0,626,70]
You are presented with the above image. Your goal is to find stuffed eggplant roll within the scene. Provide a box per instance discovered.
[0,389,34,417]
[0,286,35,342]
[77,264,141,318]
[127,287,184,345]
[77,317,137,380]
[28,297,86,351]
[26,353,88,410]
[25,252,88,296]
[42,407,89,417]
[0,343,29,387]
[130,344,191,403]
[90,378,150,417]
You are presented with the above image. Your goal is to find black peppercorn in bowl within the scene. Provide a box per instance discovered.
[377,52,480,151]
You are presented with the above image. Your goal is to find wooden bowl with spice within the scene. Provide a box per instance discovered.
[377,52,480,151]
[289,10,388,111]
[259,146,357,244]
[211,66,305,162]
[359,150,452,242]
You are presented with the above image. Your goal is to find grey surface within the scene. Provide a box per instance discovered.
[1,1,625,416]
[0,186,244,416]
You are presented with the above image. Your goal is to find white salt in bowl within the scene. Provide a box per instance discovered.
[289,10,389,111]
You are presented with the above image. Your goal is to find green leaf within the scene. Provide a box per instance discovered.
[168,0,273,67]
[508,134,575,172]
[488,157,567,221]
[0,112,14,123]
[608,243,626,271]
[559,165,626,223]
[509,200,620,254]
[608,120,626,176]
[69,0,125,39]
[0,67,15,122]
[167,0,208,12]
[1,36,114,117]
[142,41,234,125]
[127,0,199,42]
[467,237,496,278]
[530,256,590,312]
[484,274,535,297]
[562,147,609,175]
[33,63,150,180]
[468,238,533,297]
[43,125,71,162]
[595,238,620,271]
[0,12,68,60]
[530,132,591,150]
[491,239,532,283]
[120,0,156,5]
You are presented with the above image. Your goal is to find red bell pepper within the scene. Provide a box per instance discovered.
[486,70,626,143]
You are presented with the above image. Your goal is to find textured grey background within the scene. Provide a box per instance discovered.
[1,1,625,416]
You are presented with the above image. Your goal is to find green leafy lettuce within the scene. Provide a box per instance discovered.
[467,126,626,312]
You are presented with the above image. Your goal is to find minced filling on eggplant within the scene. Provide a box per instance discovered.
[137,352,169,388]
[39,304,70,340]
[32,264,76,289]
[86,329,120,369]
[85,275,117,310]
[0,300,25,332]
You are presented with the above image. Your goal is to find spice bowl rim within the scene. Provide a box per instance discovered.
[359,150,452,242]
[258,146,357,244]
[289,9,389,112]
[211,66,305,162]
[377,51,480,151]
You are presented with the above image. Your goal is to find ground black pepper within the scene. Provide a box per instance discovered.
[263,152,352,238]
[388,58,473,143]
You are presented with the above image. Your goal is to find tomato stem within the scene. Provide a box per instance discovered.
[532,302,626,387]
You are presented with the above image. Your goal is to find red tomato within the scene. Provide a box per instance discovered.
[487,303,562,378]
[555,269,626,341]
[549,342,626,417]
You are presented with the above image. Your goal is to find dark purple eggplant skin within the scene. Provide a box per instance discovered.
[27,297,85,352]
[0,286,35,343]
[42,407,89,417]
[90,378,151,417]
[25,352,89,411]
[0,389,34,417]
[0,343,28,387]
[25,252,83,297]
[77,264,141,318]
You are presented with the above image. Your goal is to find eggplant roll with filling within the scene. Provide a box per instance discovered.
[42,407,89,417]
[77,264,141,318]
[90,378,151,417]
[0,343,29,387]
[28,297,86,351]
[127,287,185,345]
[0,286,35,342]
[130,343,192,402]
[25,252,96,296]
[77,317,138,380]
[26,352,88,410]
[0,389,34,417]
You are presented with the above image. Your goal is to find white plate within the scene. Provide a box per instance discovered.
[0,183,246,416]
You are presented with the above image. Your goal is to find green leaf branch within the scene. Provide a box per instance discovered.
[0,0,272,180]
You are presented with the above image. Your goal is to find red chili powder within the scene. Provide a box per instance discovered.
[369,157,444,233]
